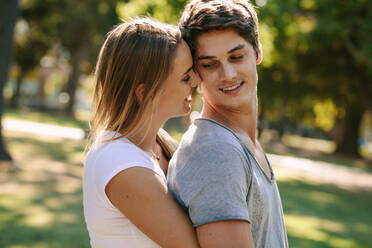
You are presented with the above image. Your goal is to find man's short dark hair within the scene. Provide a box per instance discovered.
[179,0,260,58]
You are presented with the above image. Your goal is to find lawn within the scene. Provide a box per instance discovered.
[278,179,372,247]
[3,108,89,130]
[0,131,90,248]
[0,111,371,247]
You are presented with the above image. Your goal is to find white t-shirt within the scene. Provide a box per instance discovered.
[83,131,165,248]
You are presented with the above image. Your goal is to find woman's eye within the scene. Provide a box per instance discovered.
[201,62,216,68]
[182,75,191,82]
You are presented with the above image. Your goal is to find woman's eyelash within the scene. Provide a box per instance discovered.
[183,75,191,82]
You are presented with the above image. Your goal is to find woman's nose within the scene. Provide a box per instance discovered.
[190,71,201,88]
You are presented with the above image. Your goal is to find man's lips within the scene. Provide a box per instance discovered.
[219,81,244,93]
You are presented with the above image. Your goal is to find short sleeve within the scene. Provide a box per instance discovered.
[177,142,251,226]
[85,139,166,208]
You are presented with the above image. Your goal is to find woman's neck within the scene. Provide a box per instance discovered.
[128,114,166,153]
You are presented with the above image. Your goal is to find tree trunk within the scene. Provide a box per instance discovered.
[10,69,25,108]
[0,0,18,161]
[64,47,86,116]
[35,67,49,110]
[334,104,364,157]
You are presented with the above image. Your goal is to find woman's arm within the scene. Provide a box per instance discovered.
[105,167,200,248]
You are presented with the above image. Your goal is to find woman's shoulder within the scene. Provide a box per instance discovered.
[86,132,152,169]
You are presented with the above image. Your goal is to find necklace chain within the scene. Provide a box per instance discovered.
[146,150,160,161]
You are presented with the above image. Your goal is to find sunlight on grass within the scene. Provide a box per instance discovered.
[285,214,359,247]
[0,195,29,210]
[0,212,17,222]
[43,195,80,210]
[282,134,336,153]
[55,176,82,194]
[55,212,78,223]
[9,244,49,248]
[0,131,90,248]
[354,223,370,233]
[1,126,371,247]
[4,108,89,130]
[23,205,54,227]
[307,191,338,204]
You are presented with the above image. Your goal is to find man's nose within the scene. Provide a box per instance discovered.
[220,63,237,82]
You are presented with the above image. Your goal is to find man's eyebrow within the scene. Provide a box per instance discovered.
[197,55,215,61]
[197,44,246,60]
[183,66,193,75]
[228,44,245,53]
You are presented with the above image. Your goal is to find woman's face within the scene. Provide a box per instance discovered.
[157,40,200,119]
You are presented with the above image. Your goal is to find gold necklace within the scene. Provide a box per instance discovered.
[146,150,160,161]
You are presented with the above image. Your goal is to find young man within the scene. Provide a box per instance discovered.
[167,0,289,247]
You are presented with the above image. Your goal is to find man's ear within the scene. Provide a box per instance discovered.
[135,83,145,102]
[256,42,263,65]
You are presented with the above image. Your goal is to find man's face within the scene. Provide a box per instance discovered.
[195,29,262,112]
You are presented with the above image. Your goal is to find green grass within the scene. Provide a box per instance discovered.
[0,132,89,248]
[1,109,371,247]
[0,131,371,247]
[4,108,89,130]
[279,179,372,248]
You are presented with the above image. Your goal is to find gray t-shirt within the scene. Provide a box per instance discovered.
[167,118,288,248]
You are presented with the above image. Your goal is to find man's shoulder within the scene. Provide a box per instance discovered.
[169,118,247,173]
[181,118,242,148]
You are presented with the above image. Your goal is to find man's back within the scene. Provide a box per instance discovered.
[167,118,288,248]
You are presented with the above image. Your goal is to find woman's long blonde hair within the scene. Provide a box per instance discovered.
[88,18,181,157]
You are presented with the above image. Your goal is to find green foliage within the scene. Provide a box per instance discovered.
[257,0,372,155]
[116,0,187,23]
[13,0,371,155]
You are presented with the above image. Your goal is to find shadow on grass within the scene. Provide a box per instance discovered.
[0,188,90,248]
[8,135,85,164]
[0,132,89,247]
[278,179,372,248]
[2,131,372,248]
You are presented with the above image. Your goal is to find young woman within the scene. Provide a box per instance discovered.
[83,18,200,248]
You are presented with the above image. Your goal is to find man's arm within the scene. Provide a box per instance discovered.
[171,142,252,247]
[197,220,254,248]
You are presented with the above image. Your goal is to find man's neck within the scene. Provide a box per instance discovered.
[201,102,257,144]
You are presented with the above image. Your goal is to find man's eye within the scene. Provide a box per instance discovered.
[231,55,244,60]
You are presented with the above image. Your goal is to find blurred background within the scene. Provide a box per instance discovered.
[0,0,371,247]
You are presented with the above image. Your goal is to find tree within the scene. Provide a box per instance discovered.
[257,0,372,157]
[12,19,49,107]
[58,0,120,116]
[20,0,120,116]
[0,0,18,161]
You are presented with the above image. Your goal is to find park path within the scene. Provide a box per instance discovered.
[4,118,372,191]
[268,154,372,191]
[3,118,85,140]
